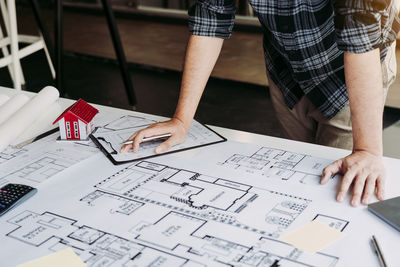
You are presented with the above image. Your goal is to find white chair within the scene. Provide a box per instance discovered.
[0,0,55,90]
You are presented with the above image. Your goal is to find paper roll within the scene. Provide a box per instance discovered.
[0,95,10,106]
[0,93,29,125]
[0,86,59,152]
[12,101,62,146]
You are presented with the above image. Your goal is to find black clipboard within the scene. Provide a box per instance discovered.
[90,122,226,165]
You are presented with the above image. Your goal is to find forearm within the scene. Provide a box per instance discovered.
[322,49,387,205]
[174,35,224,129]
[344,49,383,156]
[122,35,223,154]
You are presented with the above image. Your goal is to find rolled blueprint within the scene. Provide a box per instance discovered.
[0,94,10,106]
[0,93,29,124]
[14,101,62,146]
[0,86,59,152]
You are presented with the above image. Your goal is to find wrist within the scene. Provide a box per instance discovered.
[352,130,383,157]
[172,116,191,132]
[352,147,383,157]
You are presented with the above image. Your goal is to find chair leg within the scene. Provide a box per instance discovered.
[55,0,64,94]
[7,0,22,90]
[100,0,137,107]
[0,0,9,30]
[29,0,55,79]
[2,0,25,87]
[0,22,15,82]
[40,32,55,78]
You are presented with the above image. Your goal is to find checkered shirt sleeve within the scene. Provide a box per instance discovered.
[188,0,236,39]
[334,0,400,54]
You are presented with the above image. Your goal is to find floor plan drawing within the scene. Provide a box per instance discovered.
[0,113,169,185]
[94,160,312,238]
[2,152,84,183]
[1,157,343,266]
[1,106,398,266]
[211,146,334,186]
[5,210,199,267]
[0,140,97,186]
[80,190,145,216]
[313,214,349,232]
[0,146,27,164]
[5,206,339,267]
[103,115,158,130]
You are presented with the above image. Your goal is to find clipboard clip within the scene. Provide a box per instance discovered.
[97,137,118,155]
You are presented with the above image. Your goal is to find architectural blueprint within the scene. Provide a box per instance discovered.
[0,109,399,267]
[103,114,157,130]
[174,141,338,188]
[0,114,156,187]
[0,132,98,187]
[0,146,27,164]
[0,113,163,186]
[1,156,344,266]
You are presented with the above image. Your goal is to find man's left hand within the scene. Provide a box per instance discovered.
[320,150,386,207]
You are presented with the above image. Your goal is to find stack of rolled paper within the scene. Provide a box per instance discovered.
[0,86,60,152]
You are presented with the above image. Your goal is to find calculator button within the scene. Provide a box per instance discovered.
[0,184,37,216]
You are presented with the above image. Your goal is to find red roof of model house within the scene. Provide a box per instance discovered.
[53,99,99,124]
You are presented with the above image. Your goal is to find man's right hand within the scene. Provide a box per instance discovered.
[120,118,189,154]
[120,35,223,154]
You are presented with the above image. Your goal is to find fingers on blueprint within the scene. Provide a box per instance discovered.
[120,119,187,154]
[322,152,386,206]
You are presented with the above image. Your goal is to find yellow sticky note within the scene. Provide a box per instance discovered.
[281,220,344,254]
[17,248,86,267]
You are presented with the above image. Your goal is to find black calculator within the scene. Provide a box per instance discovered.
[0,184,37,216]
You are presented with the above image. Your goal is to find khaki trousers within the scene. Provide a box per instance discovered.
[269,42,397,150]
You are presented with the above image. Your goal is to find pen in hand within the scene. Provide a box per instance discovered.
[121,133,172,145]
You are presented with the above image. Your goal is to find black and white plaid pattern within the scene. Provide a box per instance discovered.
[188,0,400,118]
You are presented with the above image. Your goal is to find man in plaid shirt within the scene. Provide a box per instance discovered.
[123,0,400,207]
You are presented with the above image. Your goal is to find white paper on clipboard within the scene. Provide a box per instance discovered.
[90,120,226,165]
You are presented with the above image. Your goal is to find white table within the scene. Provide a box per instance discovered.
[1,86,399,196]
[1,86,400,266]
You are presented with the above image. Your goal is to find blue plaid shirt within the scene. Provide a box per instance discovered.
[189,0,400,118]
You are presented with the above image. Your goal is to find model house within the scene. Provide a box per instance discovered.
[53,99,99,140]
